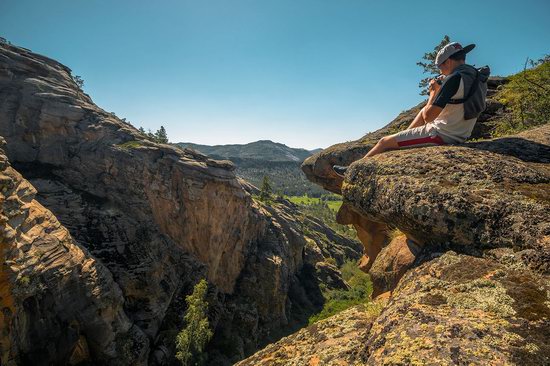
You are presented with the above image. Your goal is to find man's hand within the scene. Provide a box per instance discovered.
[428,77,442,94]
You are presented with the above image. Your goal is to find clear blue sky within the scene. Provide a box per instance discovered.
[1,0,549,149]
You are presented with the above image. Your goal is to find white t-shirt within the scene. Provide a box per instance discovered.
[430,73,478,143]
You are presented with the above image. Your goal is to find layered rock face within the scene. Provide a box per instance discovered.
[0,138,148,365]
[0,41,261,295]
[0,42,363,365]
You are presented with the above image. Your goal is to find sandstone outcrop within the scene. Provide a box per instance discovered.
[361,251,550,365]
[239,131,550,364]
[0,42,363,364]
[0,138,148,365]
[235,302,384,366]
[343,124,550,278]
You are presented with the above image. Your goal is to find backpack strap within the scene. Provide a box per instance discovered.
[447,68,480,104]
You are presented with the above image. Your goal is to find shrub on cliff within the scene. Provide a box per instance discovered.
[175,279,213,366]
[494,58,550,136]
[259,175,273,202]
[138,126,170,143]
[308,260,373,324]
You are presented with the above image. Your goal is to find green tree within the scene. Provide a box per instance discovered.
[495,59,550,135]
[155,125,169,143]
[416,35,451,95]
[74,75,84,89]
[175,279,213,366]
[259,175,272,202]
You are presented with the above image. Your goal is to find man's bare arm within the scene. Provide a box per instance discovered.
[422,78,444,123]
[407,78,443,129]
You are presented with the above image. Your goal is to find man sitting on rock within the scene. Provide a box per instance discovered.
[333,42,490,177]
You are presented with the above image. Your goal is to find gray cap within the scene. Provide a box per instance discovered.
[435,42,475,66]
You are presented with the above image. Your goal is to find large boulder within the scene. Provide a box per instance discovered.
[361,251,550,365]
[343,124,550,276]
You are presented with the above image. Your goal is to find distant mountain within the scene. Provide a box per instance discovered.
[175,140,319,162]
[175,140,326,196]
[309,148,323,155]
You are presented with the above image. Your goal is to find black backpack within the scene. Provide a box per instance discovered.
[448,65,491,119]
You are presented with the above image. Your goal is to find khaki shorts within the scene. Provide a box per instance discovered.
[393,124,449,148]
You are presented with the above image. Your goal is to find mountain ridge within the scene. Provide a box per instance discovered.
[176,139,320,162]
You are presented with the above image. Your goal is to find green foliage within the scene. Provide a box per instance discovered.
[493,59,550,137]
[416,35,451,96]
[138,126,170,144]
[286,194,357,241]
[72,75,85,89]
[117,140,144,149]
[17,275,30,287]
[308,260,373,324]
[155,126,169,143]
[175,279,213,366]
[259,175,273,202]
[230,160,326,197]
[0,37,12,45]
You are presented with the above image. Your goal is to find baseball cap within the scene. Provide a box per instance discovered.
[435,42,476,66]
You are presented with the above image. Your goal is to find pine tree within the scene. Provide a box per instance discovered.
[259,175,272,202]
[416,35,451,95]
[146,129,156,141]
[73,75,85,89]
[175,279,213,366]
[155,126,169,143]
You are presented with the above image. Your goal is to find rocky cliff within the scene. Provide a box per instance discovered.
[0,137,148,364]
[0,42,363,365]
[237,75,549,364]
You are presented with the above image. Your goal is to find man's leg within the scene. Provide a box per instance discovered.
[406,107,427,129]
[366,107,427,158]
[333,134,400,176]
[364,135,399,157]
[333,123,444,177]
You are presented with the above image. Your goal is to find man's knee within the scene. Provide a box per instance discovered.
[379,135,398,148]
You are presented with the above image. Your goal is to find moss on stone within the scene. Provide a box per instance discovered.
[116,140,144,149]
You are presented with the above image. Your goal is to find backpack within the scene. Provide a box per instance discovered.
[448,65,491,120]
